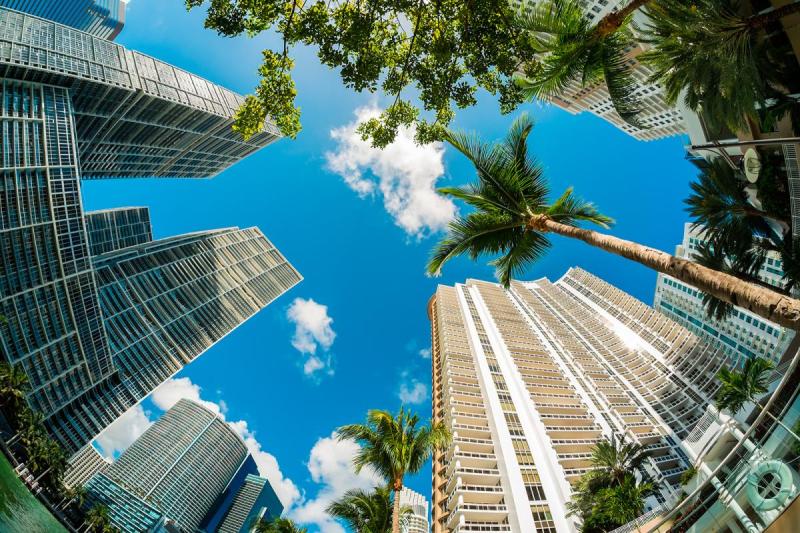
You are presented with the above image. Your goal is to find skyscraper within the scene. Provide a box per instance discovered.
[0,0,126,39]
[653,223,794,367]
[400,487,429,533]
[63,443,111,489]
[84,207,153,256]
[512,0,695,141]
[46,227,302,452]
[86,399,250,532]
[429,268,729,532]
[0,5,295,455]
[216,474,284,533]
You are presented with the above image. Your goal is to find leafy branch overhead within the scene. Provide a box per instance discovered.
[185,0,537,146]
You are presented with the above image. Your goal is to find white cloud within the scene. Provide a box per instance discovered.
[419,348,431,359]
[398,374,429,405]
[325,105,457,238]
[96,377,300,509]
[150,377,223,416]
[95,404,152,460]
[287,298,337,378]
[290,433,384,533]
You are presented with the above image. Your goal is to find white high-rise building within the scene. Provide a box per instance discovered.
[429,268,731,532]
[511,0,696,141]
[63,444,111,489]
[653,223,794,367]
[400,487,430,533]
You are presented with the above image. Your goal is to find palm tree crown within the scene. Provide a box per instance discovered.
[337,408,450,533]
[427,113,612,287]
[252,517,307,533]
[716,356,774,415]
[589,434,648,487]
[326,486,407,533]
[0,362,30,408]
[514,0,644,125]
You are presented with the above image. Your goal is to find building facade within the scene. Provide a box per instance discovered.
[653,223,794,367]
[511,0,693,141]
[400,487,429,533]
[429,268,730,532]
[216,474,284,533]
[200,455,260,532]
[0,5,294,455]
[84,207,153,256]
[87,399,250,532]
[63,443,111,489]
[0,0,126,40]
[45,227,302,453]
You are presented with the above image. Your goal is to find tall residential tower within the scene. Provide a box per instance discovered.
[429,268,730,532]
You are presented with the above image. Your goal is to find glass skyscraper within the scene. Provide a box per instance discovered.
[84,207,153,256]
[215,474,284,533]
[0,1,126,40]
[86,399,250,532]
[0,5,297,455]
[46,227,302,452]
[429,268,730,532]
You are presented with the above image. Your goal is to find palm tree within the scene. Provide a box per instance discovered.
[685,158,786,244]
[252,516,307,533]
[327,486,407,533]
[83,504,111,533]
[589,434,648,487]
[59,485,87,511]
[581,476,654,533]
[514,0,646,125]
[337,408,451,533]
[641,0,800,131]
[426,114,800,330]
[0,362,29,410]
[716,356,800,440]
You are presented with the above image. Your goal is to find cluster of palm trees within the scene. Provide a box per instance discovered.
[1,362,68,493]
[567,435,653,532]
[82,503,118,533]
[514,0,800,134]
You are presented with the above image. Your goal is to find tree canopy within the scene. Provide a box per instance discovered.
[185,0,537,146]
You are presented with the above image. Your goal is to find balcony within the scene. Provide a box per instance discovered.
[452,521,512,533]
[446,503,509,528]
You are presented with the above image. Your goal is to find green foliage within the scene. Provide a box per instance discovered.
[186,0,536,146]
[514,0,643,125]
[640,0,800,132]
[252,517,308,533]
[716,356,774,416]
[337,408,451,489]
[0,362,30,411]
[84,504,116,533]
[567,436,653,533]
[326,486,408,533]
[679,465,698,487]
[427,114,612,287]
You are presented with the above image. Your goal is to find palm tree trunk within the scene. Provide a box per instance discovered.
[530,215,800,329]
[750,1,800,30]
[596,0,653,36]
[393,481,402,533]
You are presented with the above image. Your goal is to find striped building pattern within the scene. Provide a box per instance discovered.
[429,268,730,532]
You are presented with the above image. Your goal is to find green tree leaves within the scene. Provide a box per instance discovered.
[186,0,535,145]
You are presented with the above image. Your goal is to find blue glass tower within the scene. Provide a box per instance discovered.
[0,1,126,40]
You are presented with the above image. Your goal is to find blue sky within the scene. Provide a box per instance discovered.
[83,1,698,531]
